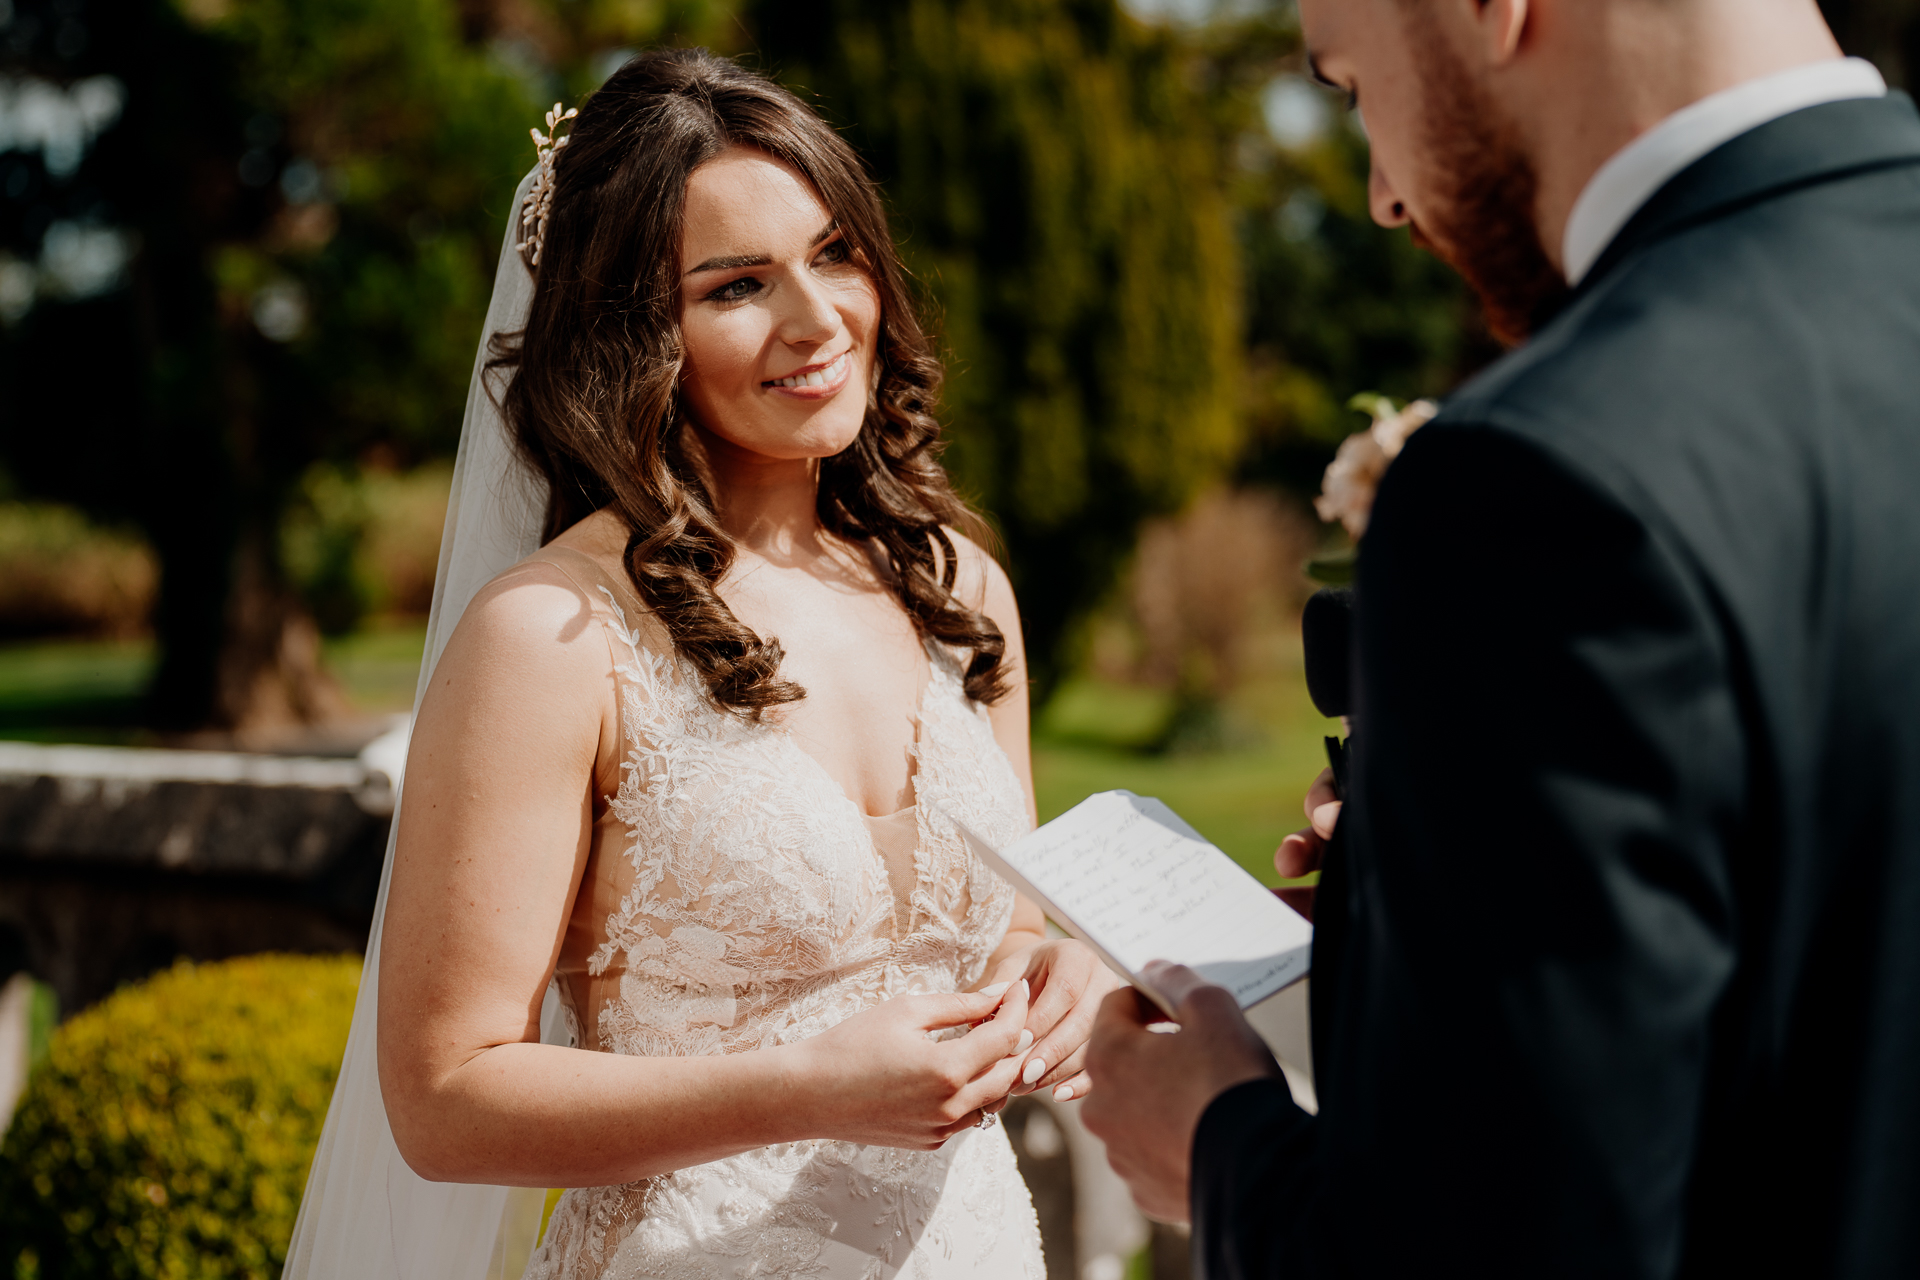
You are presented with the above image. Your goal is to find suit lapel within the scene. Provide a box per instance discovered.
[1576,93,1920,298]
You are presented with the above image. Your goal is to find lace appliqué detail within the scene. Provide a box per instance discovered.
[524,586,1043,1280]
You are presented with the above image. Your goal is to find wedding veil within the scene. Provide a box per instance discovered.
[284,167,562,1280]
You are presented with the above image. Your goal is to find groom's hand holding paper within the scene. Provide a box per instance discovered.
[1083,961,1283,1222]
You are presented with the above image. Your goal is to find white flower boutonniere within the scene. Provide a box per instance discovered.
[1314,394,1440,541]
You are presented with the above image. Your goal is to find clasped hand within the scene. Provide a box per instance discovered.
[792,979,1035,1150]
[979,936,1128,1103]
[792,937,1122,1150]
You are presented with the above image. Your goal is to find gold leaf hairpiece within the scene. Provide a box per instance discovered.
[517,102,579,269]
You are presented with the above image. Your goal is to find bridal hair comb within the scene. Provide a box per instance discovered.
[517,102,579,268]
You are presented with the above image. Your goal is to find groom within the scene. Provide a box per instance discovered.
[1082,0,1920,1275]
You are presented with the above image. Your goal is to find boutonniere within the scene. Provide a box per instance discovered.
[1314,393,1439,541]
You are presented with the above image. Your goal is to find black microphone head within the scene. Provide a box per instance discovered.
[1301,586,1354,720]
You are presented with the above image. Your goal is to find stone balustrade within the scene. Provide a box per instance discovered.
[0,735,401,1016]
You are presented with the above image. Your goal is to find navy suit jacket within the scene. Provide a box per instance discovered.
[1191,95,1920,1278]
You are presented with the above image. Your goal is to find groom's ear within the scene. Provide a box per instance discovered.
[1428,0,1530,72]
[1482,0,1530,66]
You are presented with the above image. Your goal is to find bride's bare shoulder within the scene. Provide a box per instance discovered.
[541,510,675,645]
[432,561,607,696]
[438,511,649,683]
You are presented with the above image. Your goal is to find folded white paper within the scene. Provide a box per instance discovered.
[951,790,1313,1018]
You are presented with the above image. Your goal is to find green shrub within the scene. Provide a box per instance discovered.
[0,503,156,641]
[281,461,452,636]
[0,955,360,1280]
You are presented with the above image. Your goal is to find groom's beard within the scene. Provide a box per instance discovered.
[1406,49,1571,347]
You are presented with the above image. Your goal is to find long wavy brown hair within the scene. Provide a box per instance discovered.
[489,49,1009,714]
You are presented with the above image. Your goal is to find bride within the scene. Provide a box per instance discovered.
[286,46,1121,1280]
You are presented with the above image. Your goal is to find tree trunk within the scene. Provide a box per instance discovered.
[150,519,348,743]
[210,539,350,739]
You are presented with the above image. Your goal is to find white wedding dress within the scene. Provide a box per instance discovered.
[284,165,1042,1280]
[517,547,1047,1280]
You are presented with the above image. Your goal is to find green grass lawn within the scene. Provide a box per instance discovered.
[321,621,432,714]
[0,623,430,743]
[0,637,157,745]
[1032,673,1338,887]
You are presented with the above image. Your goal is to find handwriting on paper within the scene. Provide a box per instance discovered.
[991,791,1312,1009]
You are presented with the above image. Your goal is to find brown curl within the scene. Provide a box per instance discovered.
[487,48,1010,714]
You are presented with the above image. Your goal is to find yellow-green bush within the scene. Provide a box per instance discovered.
[0,503,156,641]
[281,461,452,635]
[0,955,360,1280]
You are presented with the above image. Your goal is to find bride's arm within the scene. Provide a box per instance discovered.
[953,534,1128,1102]
[378,564,1033,1186]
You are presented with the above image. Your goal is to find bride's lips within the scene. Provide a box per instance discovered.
[762,350,853,400]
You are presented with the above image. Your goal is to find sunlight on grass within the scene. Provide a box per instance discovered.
[0,637,155,744]
[322,621,428,714]
[0,623,432,743]
[1036,679,1174,752]
[1032,672,1339,887]
[0,638,154,705]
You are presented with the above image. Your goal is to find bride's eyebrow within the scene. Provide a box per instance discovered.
[683,221,840,277]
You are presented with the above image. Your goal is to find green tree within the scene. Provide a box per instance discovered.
[0,0,540,731]
[1232,92,1494,500]
[486,0,745,97]
[749,0,1248,695]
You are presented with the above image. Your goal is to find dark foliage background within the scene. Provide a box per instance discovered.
[0,0,1905,727]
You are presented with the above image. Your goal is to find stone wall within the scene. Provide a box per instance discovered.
[0,742,393,1014]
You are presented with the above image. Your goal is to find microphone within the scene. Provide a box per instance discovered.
[1301,586,1354,798]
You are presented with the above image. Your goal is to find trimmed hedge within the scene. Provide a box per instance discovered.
[0,954,360,1280]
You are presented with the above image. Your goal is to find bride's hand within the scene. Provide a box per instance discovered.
[793,979,1035,1150]
[983,939,1127,1101]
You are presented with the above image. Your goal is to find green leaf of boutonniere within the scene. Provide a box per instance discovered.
[1305,556,1355,585]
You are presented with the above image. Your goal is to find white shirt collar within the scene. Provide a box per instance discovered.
[1562,57,1887,286]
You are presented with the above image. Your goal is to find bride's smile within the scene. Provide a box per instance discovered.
[763,348,853,395]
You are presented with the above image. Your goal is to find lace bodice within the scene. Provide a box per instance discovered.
[523,549,1045,1280]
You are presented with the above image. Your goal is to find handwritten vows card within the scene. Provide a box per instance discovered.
[953,790,1313,1017]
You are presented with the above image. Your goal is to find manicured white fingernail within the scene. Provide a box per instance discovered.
[1054,1083,1075,1102]
[1012,1029,1033,1055]
[1022,1057,1047,1086]
[981,982,1010,998]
